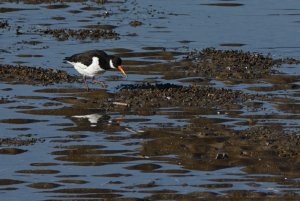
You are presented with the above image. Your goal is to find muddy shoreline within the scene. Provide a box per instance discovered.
[19,82,299,177]
[0,64,78,85]
[7,68,297,178]
[4,48,299,179]
[1,48,297,85]
[182,48,300,80]
[1,1,300,196]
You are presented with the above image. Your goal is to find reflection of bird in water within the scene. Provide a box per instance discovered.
[72,113,144,134]
[72,114,110,127]
[65,50,127,91]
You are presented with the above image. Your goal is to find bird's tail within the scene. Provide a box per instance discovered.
[64,57,73,64]
[65,60,74,65]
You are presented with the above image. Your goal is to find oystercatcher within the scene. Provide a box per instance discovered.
[65,50,127,90]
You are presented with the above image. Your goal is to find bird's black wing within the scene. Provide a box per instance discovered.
[64,50,109,66]
[91,50,112,70]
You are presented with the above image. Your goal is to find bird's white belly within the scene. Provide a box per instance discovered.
[74,63,103,77]
[69,57,104,77]
[72,63,90,76]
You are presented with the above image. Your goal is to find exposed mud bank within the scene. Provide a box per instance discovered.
[114,83,257,109]
[40,28,119,41]
[138,124,300,176]
[22,83,300,177]
[0,64,78,85]
[182,48,300,80]
[0,137,43,146]
[31,84,259,113]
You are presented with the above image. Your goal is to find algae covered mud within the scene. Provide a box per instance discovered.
[1,0,300,200]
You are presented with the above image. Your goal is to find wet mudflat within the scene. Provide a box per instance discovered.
[1,0,300,200]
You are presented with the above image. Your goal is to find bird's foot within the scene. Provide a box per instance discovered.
[92,80,107,88]
[81,76,90,91]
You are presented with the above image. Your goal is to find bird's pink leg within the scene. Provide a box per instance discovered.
[82,76,90,91]
[92,79,107,88]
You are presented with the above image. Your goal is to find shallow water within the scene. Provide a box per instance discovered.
[0,0,300,200]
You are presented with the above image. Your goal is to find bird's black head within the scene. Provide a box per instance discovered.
[111,57,122,69]
[110,56,127,77]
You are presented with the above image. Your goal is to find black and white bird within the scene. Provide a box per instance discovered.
[65,50,127,90]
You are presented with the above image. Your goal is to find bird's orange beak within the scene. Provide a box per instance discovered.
[118,65,127,77]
